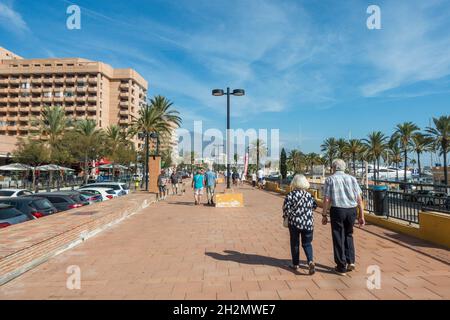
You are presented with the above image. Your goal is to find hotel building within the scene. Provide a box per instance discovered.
[0,47,148,160]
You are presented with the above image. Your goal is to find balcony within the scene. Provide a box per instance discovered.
[0,78,8,84]
[7,116,18,122]
[43,78,53,84]
[0,88,8,94]
[87,87,97,93]
[119,92,129,99]
[9,97,20,103]
[76,96,86,102]
[7,125,17,131]
[30,106,41,112]
[19,116,29,122]
[29,125,39,132]
[88,77,97,84]
[87,106,97,112]
[77,77,87,82]
[119,110,128,116]
[31,78,41,84]
[8,88,20,94]
[119,83,129,90]
[31,97,41,103]
[65,78,75,84]
[118,118,129,125]
[76,86,87,92]
[42,97,53,103]
[65,96,75,102]
[54,78,64,83]
[54,96,64,102]
[75,106,86,112]
[9,79,20,84]
[119,101,129,108]
[0,97,8,103]
[19,97,31,103]
[8,106,19,112]
[87,96,97,102]
[31,88,42,93]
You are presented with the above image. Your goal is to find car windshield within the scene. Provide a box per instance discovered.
[0,191,15,196]
[120,184,129,190]
[32,199,54,210]
[0,207,22,219]
[106,190,115,195]
[70,194,84,202]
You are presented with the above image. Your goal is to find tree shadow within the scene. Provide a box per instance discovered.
[205,250,334,275]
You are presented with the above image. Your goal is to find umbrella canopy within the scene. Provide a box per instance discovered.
[99,164,128,170]
[0,163,33,171]
[35,164,74,171]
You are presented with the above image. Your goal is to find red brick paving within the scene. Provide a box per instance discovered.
[0,184,449,300]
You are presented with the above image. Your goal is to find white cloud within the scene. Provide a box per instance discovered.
[360,0,450,96]
[0,2,28,33]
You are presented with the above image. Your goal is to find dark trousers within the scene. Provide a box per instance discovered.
[288,225,313,265]
[330,206,357,271]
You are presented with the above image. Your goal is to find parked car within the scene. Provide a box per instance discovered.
[0,196,57,220]
[0,189,34,198]
[78,187,117,201]
[30,191,88,212]
[78,190,103,205]
[445,197,450,210]
[0,203,30,228]
[79,182,129,196]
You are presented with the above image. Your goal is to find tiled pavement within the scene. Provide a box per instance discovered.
[0,184,449,300]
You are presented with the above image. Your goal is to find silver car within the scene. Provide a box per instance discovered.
[0,203,30,229]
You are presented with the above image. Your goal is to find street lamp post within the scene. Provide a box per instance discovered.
[212,87,245,189]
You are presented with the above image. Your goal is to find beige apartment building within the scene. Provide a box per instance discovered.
[0,47,148,160]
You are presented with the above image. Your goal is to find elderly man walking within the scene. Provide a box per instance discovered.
[322,159,365,276]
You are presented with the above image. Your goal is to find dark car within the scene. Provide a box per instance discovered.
[0,204,30,228]
[0,196,57,220]
[30,191,88,212]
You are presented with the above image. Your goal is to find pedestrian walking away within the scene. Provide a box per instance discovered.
[205,167,217,206]
[322,159,365,276]
[170,171,179,195]
[283,174,317,275]
[192,169,205,205]
[157,170,167,200]
[251,171,257,187]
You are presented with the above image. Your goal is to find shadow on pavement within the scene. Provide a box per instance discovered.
[205,250,334,275]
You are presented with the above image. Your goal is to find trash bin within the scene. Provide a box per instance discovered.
[372,185,388,216]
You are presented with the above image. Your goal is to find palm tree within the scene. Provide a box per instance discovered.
[321,138,338,172]
[132,95,181,190]
[249,139,267,169]
[387,137,402,181]
[336,138,348,160]
[345,139,364,175]
[363,131,388,182]
[36,105,71,160]
[287,149,303,173]
[75,119,103,184]
[410,133,433,178]
[393,122,420,183]
[106,125,129,182]
[304,152,321,173]
[426,115,450,186]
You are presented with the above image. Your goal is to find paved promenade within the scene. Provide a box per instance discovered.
[0,184,449,300]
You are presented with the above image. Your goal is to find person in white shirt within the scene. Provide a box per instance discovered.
[251,172,257,187]
[257,169,264,189]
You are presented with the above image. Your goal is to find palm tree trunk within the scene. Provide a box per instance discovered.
[443,144,448,186]
[84,153,89,184]
[403,149,408,183]
[352,153,356,176]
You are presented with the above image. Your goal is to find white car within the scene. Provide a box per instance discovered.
[77,187,117,201]
[79,182,129,196]
[0,189,34,198]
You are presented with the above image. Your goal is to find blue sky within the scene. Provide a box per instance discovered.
[1,0,449,159]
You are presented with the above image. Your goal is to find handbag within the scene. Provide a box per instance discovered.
[283,217,289,228]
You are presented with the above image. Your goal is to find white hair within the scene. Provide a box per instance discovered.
[332,159,346,171]
[290,174,310,190]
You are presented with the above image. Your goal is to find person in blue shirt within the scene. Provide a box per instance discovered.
[204,168,217,206]
[191,169,205,205]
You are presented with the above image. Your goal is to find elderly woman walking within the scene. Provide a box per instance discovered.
[283,174,317,274]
